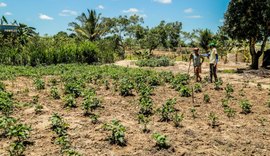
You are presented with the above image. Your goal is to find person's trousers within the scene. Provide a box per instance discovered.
[210,64,217,82]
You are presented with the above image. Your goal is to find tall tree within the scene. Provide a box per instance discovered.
[197,29,213,52]
[223,0,270,69]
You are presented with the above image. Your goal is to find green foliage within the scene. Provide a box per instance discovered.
[82,96,101,115]
[7,124,32,141]
[64,149,82,156]
[139,96,153,116]
[157,98,176,121]
[55,135,71,151]
[179,86,191,97]
[35,103,43,114]
[194,83,202,93]
[136,57,174,67]
[89,114,99,124]
[224,107,236,118]
[34,78,45,90]
[64,82,82,98]
[208,112,218,128]
[240,100,252,114]
[9,141,26,156]
[225,83,234,98]
[50,86,61,99]
[172,113,184,127]
[0,116,17,135]
[63,95,77,108]
[190,107,197,119]
[152,133,169,149]
[171,74,189,90]
[103,120,126,146]
[0,81,5,91]
[0,91,14,116]
[214,79,223,90]
[137,114,150,133]
[119,78,134,96]
[50,113,69,137]
[203,94,210,103]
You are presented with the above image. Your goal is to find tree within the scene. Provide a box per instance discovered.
[223,0,270,69]
[166,22,182,51]
[197,29,213,52]
[69,9,111,41]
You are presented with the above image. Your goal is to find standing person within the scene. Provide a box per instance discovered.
[209,43,218,83]
[189,48,204,82]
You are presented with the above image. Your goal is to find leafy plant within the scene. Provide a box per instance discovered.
[240,100,252,114]
[224,107,236,118]
[0,91,14,116]
[34,78,45,90]
[194,83,202,93]
[82,96,101,115]
[55,135,71,151]
[152,132,169,149]
[32,95,39,104]
[35,103,43,114]
[137,114,150,133]
[64,149,82,156]
[221,98,229,108]
[119,78,134,96]
[157,98,176,121]
[214,79,223,90]
[64,82,82,98]
[208,112,218,128]
[190,107,197,119]
[172,113,184,127]
[89,114,99,124]
[51,86,60,99]
[50,113,69,137]
[225,83,234,98]
[0,81,5,91]
[179,86,191,97]
[103,120,126,146]
[203,94,210,103]
[139,96,153,116]
[9,141,26,156]
[0,116,17,135]
[64,95,77,108]
[7,124,32,141]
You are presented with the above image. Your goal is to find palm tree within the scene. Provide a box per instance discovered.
[198,29,213,52]
[69,9,110,41]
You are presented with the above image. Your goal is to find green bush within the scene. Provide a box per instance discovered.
[136,57,174,67]
[180,86,191,97]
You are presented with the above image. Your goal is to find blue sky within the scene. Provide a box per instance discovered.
[0,0,230,36]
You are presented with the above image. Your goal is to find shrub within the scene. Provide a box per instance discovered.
[203,94,210,103]
[103,120,126,146]
[180,86,191,97]
[194,83,202,93]
[240,100,252,114]
[51,86,60,99]
[7,124,32,141]
[171,74,189,90]
[136,57,174,67]
[34,79,45,90]
[0,81,5,91]
[50,113,69,137]
[152,133,169,149]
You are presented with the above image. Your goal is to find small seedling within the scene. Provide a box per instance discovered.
[82,96,101,115]
[221,98,229,108]
[239,88,245,97]
[190,107,197,119]
[172,113,184,127]
[34,79,45,90]
[157,98,176,121]
[89,114,99,124]
[180,86,191,97]
[103,120,126,146]
[224,107,236,118]
[240,100,252,114]
[9,141,26,156]
[35,104,43,114]
[64,95,77,108]
[208,112,218,128]
[194,83,202,93]
[152,132,170,149]
[225,83,234,98]
[203,94,210,103]
[137,114,150,133]
[214,78,223,90]
[51,86,60,99]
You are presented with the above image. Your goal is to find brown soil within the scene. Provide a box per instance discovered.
[0,62,270,156]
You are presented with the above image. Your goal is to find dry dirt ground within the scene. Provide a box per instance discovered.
[0,62,270,156]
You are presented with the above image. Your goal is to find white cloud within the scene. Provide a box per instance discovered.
[186,15,202,19]
[97,5,104,10]
[59,10,77,16]
[219,19,224,23]
[123,8,139,13]
[39,14,54,20]
[184,8,193,14]
[154,0,172,4]
[4,12,12,16]
[0,2,7,7]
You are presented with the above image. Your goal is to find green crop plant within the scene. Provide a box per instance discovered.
[50,86,60,99]
[190,107,197,119]
[63,149,82,156]
[152,132,170,149]
[240,100,252,114]
[221,98,229,108]
[172,112,184,127]
[208,112,218,128]
[103,120,126,146]
[0,81,5,91]
[171,74,189,91]
[203,94,210,103]
[104,79,110,90]
[119,78,134,96]
[179,86,191,97]
[225,83,234,98]
[64,82,82,98]
[89,114,99,124]
[9,141,26,156]
[157,98,176,121]
[34,78,45,90]
[224,107,236,118]
[137,114,150,133]
[82,96,101,115]
[0,116,17,136]
[214,78,223,90]
[55,135,71,151]
[35,103,43,114]
[64,95,77,108]
[50,113,69,137]
[0,92,14,116]
[194,83,202,93]
[7,124,32,141]
[139,96,153,116]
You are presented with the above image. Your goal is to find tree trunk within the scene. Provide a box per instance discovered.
[249,37,262,69]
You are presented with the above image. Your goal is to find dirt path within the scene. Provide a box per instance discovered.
[115,60,270,89]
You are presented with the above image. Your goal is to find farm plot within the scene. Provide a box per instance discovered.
[0,64,270,156]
